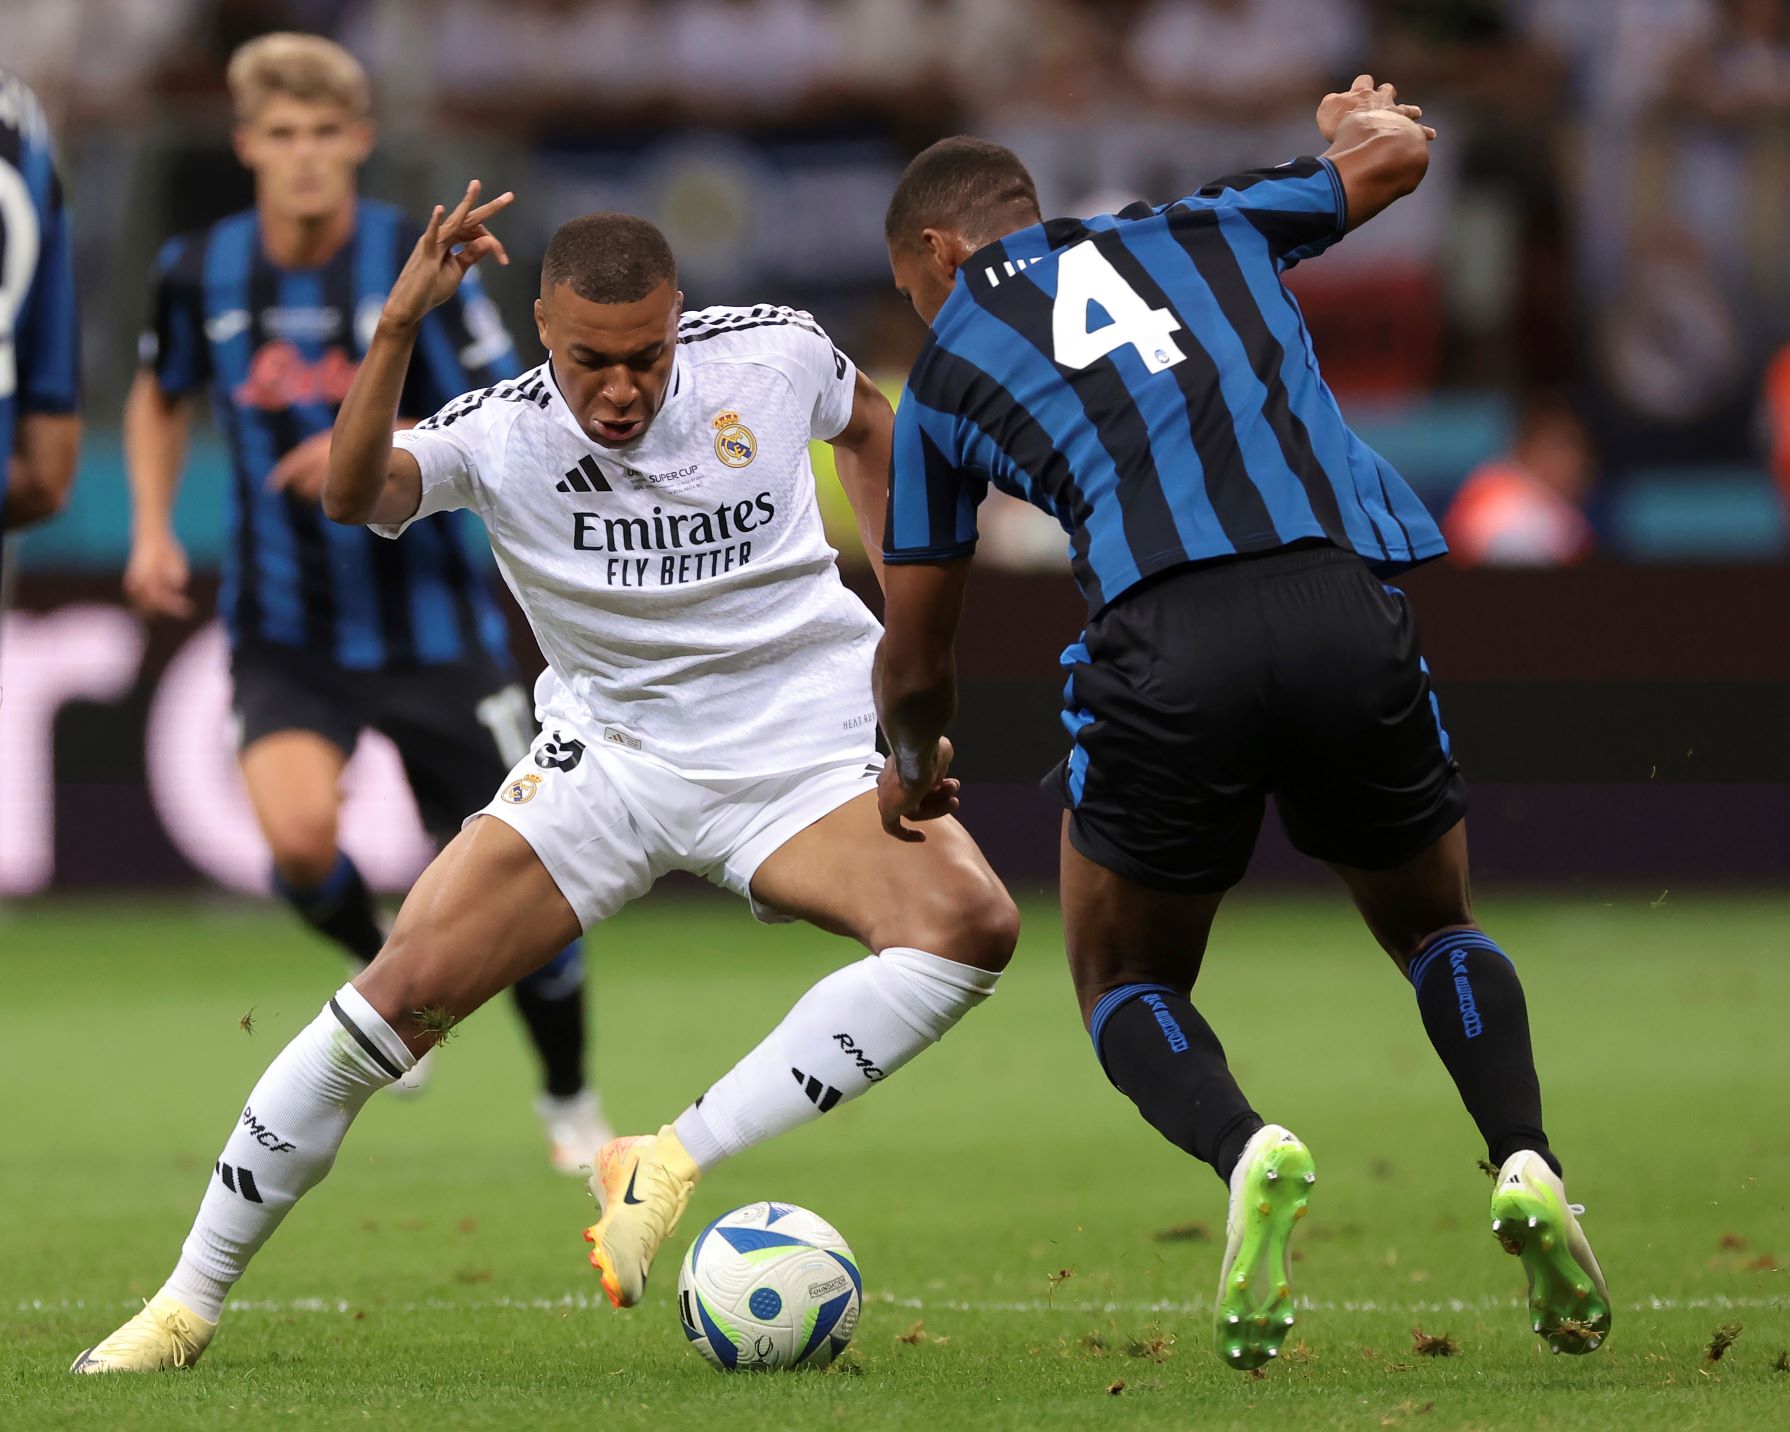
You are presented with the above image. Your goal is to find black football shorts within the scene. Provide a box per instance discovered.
[231,642,534,844]
[1047,543,1467,893]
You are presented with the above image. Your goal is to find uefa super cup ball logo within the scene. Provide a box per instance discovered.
[712,410,757,468]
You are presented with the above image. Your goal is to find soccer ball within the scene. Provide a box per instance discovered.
[675,1201,862,1371]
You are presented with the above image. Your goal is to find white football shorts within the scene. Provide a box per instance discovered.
[473,719,883,929]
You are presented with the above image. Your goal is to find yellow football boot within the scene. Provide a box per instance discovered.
[583,1126,700,1307]
[70,1293,217,1373]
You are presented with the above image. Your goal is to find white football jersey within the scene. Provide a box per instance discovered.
[380,305,882,777]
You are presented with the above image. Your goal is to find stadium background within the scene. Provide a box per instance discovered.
[4,0,1788,898]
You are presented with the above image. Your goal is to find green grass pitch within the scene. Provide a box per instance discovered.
[3,890,1786,1429]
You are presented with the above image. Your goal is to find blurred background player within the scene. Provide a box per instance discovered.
[874,80,1610,1369]
[1443,392,1595,567]
[0,68,80,610]
[118,33,606,1168]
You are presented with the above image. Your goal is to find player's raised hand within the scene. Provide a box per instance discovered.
[381,180,514,329]
[1317,74,1435,143]
[877,737,962,841]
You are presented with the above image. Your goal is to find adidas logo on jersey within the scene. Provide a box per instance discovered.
[791,1066,843,1113]
[557,454,613,494]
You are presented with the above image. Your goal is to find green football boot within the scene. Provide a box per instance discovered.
[1214,1124,1315,1370]
[1490,1150,1611,1355]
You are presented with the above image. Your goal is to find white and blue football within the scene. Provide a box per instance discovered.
[675,1201,862,1371]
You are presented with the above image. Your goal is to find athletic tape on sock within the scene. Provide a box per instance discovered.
[1408,930,1513,995]
[1087,982,1180,1069]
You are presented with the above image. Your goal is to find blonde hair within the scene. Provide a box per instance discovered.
[227,32,371,123]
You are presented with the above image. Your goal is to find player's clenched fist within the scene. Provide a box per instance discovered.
[381,179,513,329]
[1316,74,1436,143]
[877,737,962,841]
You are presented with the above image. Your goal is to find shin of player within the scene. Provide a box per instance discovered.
[587,930,1004,1309]
[71,811,578,1374]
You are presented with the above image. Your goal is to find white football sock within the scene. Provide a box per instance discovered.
[674,947,999,1171]
[160,984,413,1320]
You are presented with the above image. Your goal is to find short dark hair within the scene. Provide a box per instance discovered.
[541,212,677,304]
[884,136,1041,251]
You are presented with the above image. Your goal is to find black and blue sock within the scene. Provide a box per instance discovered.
[1089,983,1263,1184]
[272,853,384,966]
[512,939,588,1098]
[1409,929,1558,1174]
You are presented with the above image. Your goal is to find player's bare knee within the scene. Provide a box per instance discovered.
[961,885,1021,973]
[926,868,1019,972]
[883,876,1018,973]
[268,831,340,891]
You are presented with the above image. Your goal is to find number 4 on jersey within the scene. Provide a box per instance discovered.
[1051,242,1186,375]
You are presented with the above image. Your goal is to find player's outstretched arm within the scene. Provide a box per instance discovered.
[325,180,512,527]
[873,559,971,839]
[1318,74,1436,231]
[827,371,896,592]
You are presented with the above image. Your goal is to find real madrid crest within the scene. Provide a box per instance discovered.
[712,410,757,468]
[501,772,545,805]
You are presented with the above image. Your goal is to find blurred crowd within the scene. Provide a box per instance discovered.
[15,0,1790,144]
[11,0,1790,564]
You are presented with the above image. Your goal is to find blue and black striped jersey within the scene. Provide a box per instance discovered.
[0,71,80,573]
[143,198,519,669]
[883,156,1447,613]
